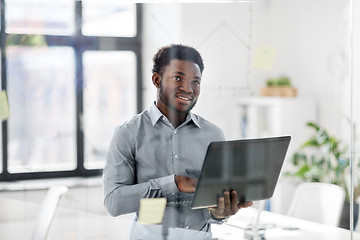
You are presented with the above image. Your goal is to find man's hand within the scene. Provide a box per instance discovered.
[175,175,198,193]
[208,190,253,219]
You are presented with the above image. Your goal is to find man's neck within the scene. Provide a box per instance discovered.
[155,102,188,129]
[169,114,187,129]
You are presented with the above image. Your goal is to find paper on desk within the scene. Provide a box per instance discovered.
[138,198,167,224]
[0,90,10,120]
[251,45,277,70]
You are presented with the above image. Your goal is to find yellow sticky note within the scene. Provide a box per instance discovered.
[138,198,166,225]
[0,90,10,120]
[251,45,277,70]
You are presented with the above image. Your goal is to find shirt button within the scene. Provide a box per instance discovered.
[186,226,189,229]
[174,130,177,134]
[174,155,178,159]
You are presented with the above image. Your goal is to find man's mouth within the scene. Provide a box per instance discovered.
[176,95,192,103]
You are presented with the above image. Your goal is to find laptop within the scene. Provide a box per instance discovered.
[167,136,291,209]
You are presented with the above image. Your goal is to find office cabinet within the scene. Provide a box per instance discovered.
[235,97,317,214]
[235,97,317,153]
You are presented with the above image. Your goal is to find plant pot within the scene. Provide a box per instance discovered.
[339,201,359,230]
[260,86,297,97]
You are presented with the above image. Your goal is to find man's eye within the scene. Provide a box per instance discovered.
[173,76,181,81]
[193,80,200,85]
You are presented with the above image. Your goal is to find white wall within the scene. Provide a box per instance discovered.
[142,3,256,139]
[142,0,351,139]
[255,0,352,139]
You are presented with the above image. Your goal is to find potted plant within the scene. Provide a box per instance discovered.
[285,122,358,229]
[260,75,297,97]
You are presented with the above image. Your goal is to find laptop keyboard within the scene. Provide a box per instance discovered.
[166,199,193,207]
[166,193,194,207]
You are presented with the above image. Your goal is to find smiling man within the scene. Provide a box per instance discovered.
[153,58,201,128]
[103,44,252,238]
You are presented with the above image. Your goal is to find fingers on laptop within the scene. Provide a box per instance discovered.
[231,191,239,214]
[238,201,253,209]
[208,196,224,217]
[209,190,241,217]
[224,191,231,214]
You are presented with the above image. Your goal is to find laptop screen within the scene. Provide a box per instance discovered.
[191,136,291,209]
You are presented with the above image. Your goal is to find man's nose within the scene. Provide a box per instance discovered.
[179,81,193,93]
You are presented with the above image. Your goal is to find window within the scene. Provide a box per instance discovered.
[83,51,136,170]
[7,46,76,173]
[6,0,75,35]
[82,1,136,37]
[0,1,142,180]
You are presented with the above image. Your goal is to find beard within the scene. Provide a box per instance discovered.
[158,85,197,114]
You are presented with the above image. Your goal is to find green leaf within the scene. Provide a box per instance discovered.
[276,76,291,86]
[295,164,310,179]
[301,138,321,148]
[266,79,276,86]
[306,122,320,131]
[292,152,307,165]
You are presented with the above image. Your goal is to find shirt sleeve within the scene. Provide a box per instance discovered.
[206,210,228,224]
[103,125,179,217]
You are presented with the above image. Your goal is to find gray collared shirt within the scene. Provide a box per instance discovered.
[103,103,225,232]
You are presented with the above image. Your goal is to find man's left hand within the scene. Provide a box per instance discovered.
[208,190,253,220]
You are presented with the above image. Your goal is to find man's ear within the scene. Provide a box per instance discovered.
[152,72,161,88]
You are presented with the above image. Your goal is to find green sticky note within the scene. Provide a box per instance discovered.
[0,90,10,120]
[138,198,166,225]
[252,45,277,70]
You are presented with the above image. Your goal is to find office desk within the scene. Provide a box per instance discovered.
[212,207,360,240]
[1,197,359,240]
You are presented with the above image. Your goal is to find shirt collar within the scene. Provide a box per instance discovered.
[188,112,201,128]
[148,102,163,126]
[148,102,201,128]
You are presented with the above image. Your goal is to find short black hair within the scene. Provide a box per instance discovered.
[152,44,204,75]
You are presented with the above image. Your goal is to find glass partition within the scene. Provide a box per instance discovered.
[138,0,357,239]
[0,1,359,240]
[351,0,360,234]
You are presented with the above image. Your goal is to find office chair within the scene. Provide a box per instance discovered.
[287,182,345,227]
[355,197,360,232]
[32,186,69,240]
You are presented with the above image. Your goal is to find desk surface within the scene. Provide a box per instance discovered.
[212,207,360,240]
[0,197,359,240]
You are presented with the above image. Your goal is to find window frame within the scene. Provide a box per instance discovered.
[0,1,142,181]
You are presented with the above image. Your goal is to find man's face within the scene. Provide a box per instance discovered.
[155,59,201,114]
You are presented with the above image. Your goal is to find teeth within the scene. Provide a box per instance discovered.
[178,96,189,101]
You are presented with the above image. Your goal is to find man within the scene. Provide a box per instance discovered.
[103,44,252,237]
